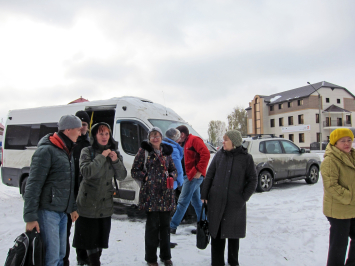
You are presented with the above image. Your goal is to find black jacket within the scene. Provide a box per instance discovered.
[23,133,77,222]
[201,146,257,239]
[73,133,90,197]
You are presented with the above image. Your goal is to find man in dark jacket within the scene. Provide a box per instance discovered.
[24,115,82,266]
[63,110,91,266]
[170,125,210,234]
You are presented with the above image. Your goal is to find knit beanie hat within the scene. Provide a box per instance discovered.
[147,127,163,139]
[225,130,243,148]
[75,110,90,124]
[330,128,354,145]
[165,128,181,142]
[58,115,82,130]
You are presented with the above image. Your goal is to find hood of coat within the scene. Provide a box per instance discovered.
[90,122,118,150]
[141,140,173,156]
[222,145,248,156]
[162,138,183,157]
[324,143,355,169]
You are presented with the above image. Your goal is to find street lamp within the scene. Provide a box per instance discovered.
[307,82,322,150]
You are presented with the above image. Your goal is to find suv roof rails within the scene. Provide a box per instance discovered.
[244,134,276,140]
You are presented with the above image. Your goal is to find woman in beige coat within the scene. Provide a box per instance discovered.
[321,128,355,266]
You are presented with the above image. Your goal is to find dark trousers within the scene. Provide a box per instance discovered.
[211,227,239,266]
[145,211,171,263]
[64,214,89,266]
[326,216,355,266]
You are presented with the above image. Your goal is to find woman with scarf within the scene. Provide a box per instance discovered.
[321,128,355,266]
[201,130,257,266]
[131,127,177,266]
[73,122,127,266]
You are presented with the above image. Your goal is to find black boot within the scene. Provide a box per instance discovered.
[88,251,101,266]
[77,249,90,265]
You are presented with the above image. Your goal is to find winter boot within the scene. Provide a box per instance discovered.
[77,249,90,265]
[161,259,173,266]
[88,250,101,266]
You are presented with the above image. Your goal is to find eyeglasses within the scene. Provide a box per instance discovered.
[150,136,162,140]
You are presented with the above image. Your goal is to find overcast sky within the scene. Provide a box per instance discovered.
[1,0,355,139]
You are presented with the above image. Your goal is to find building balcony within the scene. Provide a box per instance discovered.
[323,120,352,128]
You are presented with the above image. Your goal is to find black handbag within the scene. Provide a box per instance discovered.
[196,203,210,250]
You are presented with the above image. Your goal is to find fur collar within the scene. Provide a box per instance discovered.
[141,140,173,156]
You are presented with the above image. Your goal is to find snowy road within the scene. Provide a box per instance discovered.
[0,154,330,265]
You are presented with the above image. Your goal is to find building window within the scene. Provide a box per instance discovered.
[279,117,284,126]
[270,119,275,127]
[346,115,351,125]
[279,103,283,109]
[289,134,294,142]
[299,133,304,143]
[288,102,292,108]
[298,114,304,124]
[337,99,341,104]
[279,135,284,138]
[288,116,293,125]
[326,98,330,103]
[298,99,303,106]
[316,133,320,142]
[316,114,319,123]
[270,105,274,111]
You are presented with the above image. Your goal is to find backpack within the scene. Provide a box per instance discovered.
[4,229,45,266]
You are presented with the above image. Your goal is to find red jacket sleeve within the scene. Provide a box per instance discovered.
[186,137,210,180]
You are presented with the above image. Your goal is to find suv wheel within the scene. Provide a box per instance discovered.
[256,170,273,192]
[305,165,319,184]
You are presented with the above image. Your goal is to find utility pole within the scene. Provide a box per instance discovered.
[307,82,322,150]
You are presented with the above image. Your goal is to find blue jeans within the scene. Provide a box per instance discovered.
[38,209,68,266]
[170,175,204,229]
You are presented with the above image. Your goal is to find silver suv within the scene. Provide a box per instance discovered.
[242,136,321,192]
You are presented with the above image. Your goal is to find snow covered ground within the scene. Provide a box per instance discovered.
[0,153,330,265]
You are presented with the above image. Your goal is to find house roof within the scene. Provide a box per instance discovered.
[261,81,350,105]
[323,104,351,113]
[68,97,89,104]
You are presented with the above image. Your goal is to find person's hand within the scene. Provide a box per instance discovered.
[102,149,111,157]
[193,171,202,179]
[201,199,208,204]
[109,151,118,161]
[26,221,40,232]
[71,211,79,222]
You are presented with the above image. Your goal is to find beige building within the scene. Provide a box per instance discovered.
[246,81,355,148]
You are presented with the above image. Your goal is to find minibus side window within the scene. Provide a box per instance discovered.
[121,122,148,155]
[5,125,32,149]
[39,123,58,139]
[29,124,40,146]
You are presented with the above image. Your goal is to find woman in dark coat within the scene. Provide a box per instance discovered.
[131,127,177,266]
[201,130,257,266]
[73,122,127,265]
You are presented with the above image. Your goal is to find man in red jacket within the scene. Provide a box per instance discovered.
[170,125,210,234]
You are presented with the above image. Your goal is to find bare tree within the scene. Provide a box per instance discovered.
[208,120,226,147]
[227,106,247,136]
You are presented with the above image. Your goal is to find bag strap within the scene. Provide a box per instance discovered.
[89,146,119,192]
[143,150,148,172]
[88,146,95,161]
[199,203,208,222]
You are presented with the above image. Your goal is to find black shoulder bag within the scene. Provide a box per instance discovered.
[196,203,210,250]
